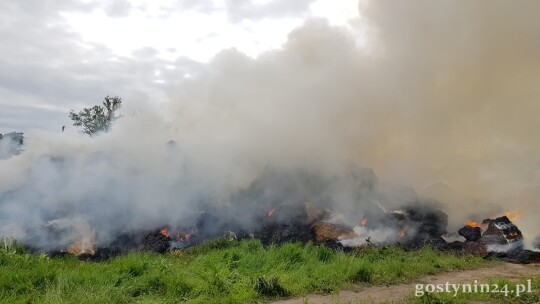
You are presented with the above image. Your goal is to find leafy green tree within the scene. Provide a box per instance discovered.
[69,95,122,135]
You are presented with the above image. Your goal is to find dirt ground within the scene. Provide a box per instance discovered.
[272,263,540,304]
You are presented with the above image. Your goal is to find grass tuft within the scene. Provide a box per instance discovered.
[1,236,25,255]
[254,276,290,297]
[350,264,374,283]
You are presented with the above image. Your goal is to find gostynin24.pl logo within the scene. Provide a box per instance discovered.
[415,280,534,298]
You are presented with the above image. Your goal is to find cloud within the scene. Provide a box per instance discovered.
[0,0,330,134]
[224,0,316,22]
[173,0,220,14]
[172,0,317,22]
[0,0,318,134]
[0,1,187,132]
[103,0,133,17]
[0,101,66,132]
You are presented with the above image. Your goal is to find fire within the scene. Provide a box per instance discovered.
[503,209,523,220]
[52,218,96,256]
[399,230,405,238]
[176,232,190,242]
[160,228,170,237]
[465,220,479,228]
[361,218,367,226]
[67,230,96,256]
[174,228,197,243]
[67,239,95,256]
[266,207,276,217]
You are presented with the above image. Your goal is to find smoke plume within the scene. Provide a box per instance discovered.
[1,0,539,249]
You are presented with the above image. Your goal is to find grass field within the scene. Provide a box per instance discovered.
[0,236,492,304]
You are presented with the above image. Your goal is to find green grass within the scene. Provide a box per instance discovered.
[0,238,492,304]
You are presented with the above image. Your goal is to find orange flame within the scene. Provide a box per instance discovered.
[503,209,522,220]
[399,230,405,238]
[67,242,95,256]
[266,208,276,217]
[361,218,367,226]
[175,228,197,242]
[176,232,191,242]
[160,228,170,237]
[67,238,96,256]
[465,220,478,228]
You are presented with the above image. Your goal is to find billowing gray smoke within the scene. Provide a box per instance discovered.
[1,0,540,250]
[534,236,540,251]
[0,142,441,251]
[0,132,24,159]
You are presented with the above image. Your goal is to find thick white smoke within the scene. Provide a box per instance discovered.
[1,0,539,249]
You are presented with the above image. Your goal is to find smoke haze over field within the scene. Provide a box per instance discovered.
[1,0,540,248]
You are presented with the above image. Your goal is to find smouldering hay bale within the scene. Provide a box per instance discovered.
[311,222,355,242]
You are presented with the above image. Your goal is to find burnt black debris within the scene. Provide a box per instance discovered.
[400,203,448,248]
[142,230,170,253]
[13,167,536,265]
[485,248,540,264]
[482,216,523,243]
[458,225,482,242]
[445,240,466,252]
[442,215,540,264]
[254,204,317,246]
